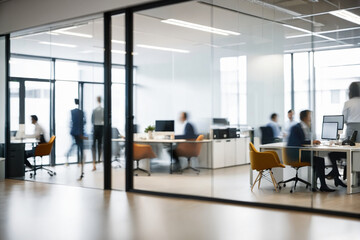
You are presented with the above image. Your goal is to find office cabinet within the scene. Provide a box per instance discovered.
[212,140,225,168]
[7,143,25,178]
[224,139,236,167]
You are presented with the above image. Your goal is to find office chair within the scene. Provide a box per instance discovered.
[26,136,56,178]
[133,143,156,176]
[111,128,124,167]
[174,135,204,174]
[278,148,311,193]
[249,142,285,191]
[259,126,275,144]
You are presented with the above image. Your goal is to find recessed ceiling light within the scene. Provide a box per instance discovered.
[330,10,360,25]
[161,19,240,36]
[53,29,92,38]
[137,44,189,53]
[39,41,77,48]
[112,40,125,44]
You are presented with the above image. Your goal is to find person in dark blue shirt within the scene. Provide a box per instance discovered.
[67,99,86,165]
[175,112,197,139]
[287,110,334,192]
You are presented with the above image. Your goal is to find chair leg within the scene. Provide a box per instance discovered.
[258,171,263,189]
[269,170,278,192]
[251,172,261,191]
[181,158,200,173]
[133,160,151,176]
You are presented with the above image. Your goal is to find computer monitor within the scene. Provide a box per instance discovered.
[323,115,344,130]
[155,120,174,132]
[321,122,338,140]
[213,118,228,125]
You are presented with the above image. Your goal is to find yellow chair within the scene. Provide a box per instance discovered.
[27,136,56,178]
[278,148,311,193]
[174,135,204,173]
[133,143,156,176]
[249,142,285,191]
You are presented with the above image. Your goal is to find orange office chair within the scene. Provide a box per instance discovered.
[27,136,56,178]
[133,143,156,176]
[249,142,285,191]
[174,135,204,173]
[278,148,311,193]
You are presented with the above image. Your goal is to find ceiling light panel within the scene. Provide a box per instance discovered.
[330,10,360,25]
[39,41,77,48]
[161,19,240,36]
[137,44,189,53]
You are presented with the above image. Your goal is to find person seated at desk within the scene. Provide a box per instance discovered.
[266,113,282,139]
[24,115,46,169]
[287,110,335,192]
[175,112,197,140]
[172,112,197,171]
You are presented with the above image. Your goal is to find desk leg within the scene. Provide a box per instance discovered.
[347,151,351,194]
[170,143,173,174]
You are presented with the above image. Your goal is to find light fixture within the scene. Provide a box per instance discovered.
[111,50,126,54]
[39,41,77,48]
[112,40,125,44]
[137,44,189,53]
[53,30,93,38]
[330,10,360,25]
[161,19,240,36]
[283,24,336,41]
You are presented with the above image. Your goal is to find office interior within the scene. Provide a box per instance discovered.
[1,0,360,217]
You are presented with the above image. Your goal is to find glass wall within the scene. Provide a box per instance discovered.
[129,0,360,216]
[0,36,6,164]
[9,17,105,189]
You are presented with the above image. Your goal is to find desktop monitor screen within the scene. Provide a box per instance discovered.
[155,120,174,132]
[321,122,338,140]
[323,115,344,130]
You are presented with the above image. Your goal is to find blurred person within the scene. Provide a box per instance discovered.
[91,96,104,171]
[326,82,360,186]
[67,99,86,167]
[266,113,281,138]
[284,109,297,135]
[175,112,197,139]
[172,112,197,172]
[287,110,335,192]
[24,115,46,169]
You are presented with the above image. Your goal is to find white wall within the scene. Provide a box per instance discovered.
[247,54,284,133]
[0,0,152,34]
[0,37,5,143]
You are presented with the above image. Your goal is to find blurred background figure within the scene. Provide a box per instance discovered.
[284,109,297,137]
[175,112,197,139]
[91,96,104,171]
[266,113,281,138]
[67,99,86,167]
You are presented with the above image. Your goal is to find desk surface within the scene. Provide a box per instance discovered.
[112,138,212,143]
[10,138,38,144]
[260,142,360,151]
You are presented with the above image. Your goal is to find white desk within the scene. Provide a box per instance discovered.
[257,142,360,194]
[112,138,212,173]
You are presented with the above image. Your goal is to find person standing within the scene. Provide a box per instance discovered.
[67,99,86,167]
[327,82,360,186]
[91,96,104,171]
[284,109,297,136]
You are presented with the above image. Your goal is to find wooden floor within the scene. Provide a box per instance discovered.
[20,162,360,214]
[0,179,359,240]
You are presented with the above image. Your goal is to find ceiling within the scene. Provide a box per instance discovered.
[10,0,360,64]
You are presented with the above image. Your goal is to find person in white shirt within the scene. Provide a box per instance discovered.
[284,109,297,136]
[327,82,360,186]
[91,96,104,171]
[24,115,46,169]
[266,113,281,138]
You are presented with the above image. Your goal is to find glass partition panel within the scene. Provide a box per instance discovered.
[10,17,105,189]
[133,2,214,197]
[0,36,5,160]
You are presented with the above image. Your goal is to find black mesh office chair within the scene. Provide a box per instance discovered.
[260,126,275,144]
